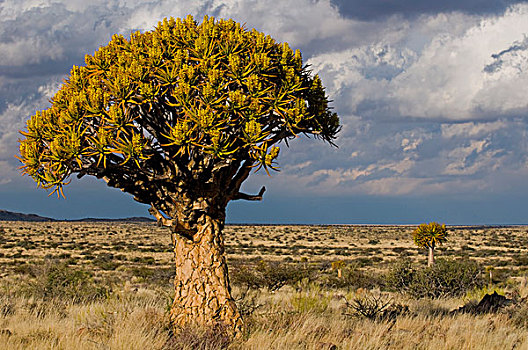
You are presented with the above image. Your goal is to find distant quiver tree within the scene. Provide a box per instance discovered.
[17,16,340,334]
[412,222,448,266]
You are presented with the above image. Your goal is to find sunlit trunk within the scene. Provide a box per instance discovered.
[170,213,243,336]
[428,243,435,267]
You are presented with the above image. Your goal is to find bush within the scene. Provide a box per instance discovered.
[342,292,406,321]
[25,261,109,302]
[385,258,485,298]
[231,260,307,292]
[233,287,262,317]
[92,253,121,270]
[130,266,174,286]
[317,265,381,290]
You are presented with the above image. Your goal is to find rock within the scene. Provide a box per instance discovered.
[474,291,511,313]
[452,291,512,314]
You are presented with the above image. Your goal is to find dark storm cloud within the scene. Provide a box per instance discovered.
[331,0,528,20]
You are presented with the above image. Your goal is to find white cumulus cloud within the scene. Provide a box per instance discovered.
[310,4,528,121]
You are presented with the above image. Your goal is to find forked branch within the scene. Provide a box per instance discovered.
[148,204,196,240]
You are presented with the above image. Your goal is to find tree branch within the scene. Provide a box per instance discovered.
[148,203,196,240]
[232,186,266,201]
[148,204,174,227]
[226,160,254,200]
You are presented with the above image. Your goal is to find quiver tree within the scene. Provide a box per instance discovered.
[412,222,448,267]
[331,260,345,278]
[17,16,340,334]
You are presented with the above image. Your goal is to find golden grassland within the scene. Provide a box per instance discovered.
[3,222,528,270]
[0,222,528,349]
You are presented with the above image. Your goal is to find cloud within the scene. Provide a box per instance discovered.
[0,103,32,183]
[330,0,527,21]
[2,0,528,204]
[209,0,352,51]
[310,4,528,121]
[0,161,16,185]
[441,120,508,138]
[0,79,64,186]
[443,139,495,175]
[248,112,528,197]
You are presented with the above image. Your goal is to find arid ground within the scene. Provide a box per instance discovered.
[0,222,527,349]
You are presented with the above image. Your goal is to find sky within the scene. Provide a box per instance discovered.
[1,0,528,224]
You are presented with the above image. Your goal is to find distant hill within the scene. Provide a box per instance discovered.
[0,210,55,222]
[0,209,153,222]
[72,217,154,223]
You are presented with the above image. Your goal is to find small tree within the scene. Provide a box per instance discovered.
[331,260,345,278]
[485,265,494,286]
[17,16,340,334]
[412,222,448,266]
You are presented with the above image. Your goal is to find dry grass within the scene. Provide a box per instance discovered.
[244,312,528,349]
[0,287,169,349]
[0,283,527,349]
[0,221,527,349]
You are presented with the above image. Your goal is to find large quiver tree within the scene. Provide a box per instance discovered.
[18,16,340,334]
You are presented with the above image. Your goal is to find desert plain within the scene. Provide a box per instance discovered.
[0,222,527,349]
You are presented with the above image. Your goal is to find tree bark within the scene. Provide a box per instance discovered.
[170,212,243,336]
[428,243,435,267]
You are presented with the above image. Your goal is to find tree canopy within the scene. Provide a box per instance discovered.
[18,15,340,231]
[412,222,448,249]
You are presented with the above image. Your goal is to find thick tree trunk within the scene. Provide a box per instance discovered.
[170,213,243,336]
[428,244,435,267]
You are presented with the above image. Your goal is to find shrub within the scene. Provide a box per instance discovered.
[385,258,484,298]
[92,253,121,270]
[514,255,528,266]
[318,265,381,290]
[385,259,414,293]
[132,256,156,264]
[0,227,6,244]
[233,287,262,317]
[353,256,383,267]
[230,265,263,290]
[231,260,307,292]
[342,292,404,320]
[130,266,174,286]
[25,261,109,302]
[13,262,32,275]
